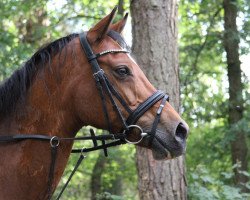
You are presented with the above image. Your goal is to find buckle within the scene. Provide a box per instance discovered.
[93,69,105,81]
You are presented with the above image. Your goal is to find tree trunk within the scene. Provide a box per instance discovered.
[223,0,249,191]
[131,1,187,199]
[91,153,107,200]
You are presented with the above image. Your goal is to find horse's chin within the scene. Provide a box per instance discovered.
[150,138,173,160]
[145,130,186,160]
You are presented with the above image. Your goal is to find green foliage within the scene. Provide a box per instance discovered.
[188,165,250,200]
[0,0,129,80]
[179,0,227,123]
[96,192,124,200]
[179,0,250,197]
[186,122,232,178]
[0,0,58,79]
[53,128,138,200]
[54,146,138,200]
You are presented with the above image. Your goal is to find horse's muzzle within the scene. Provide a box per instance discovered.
[149,122,189,160]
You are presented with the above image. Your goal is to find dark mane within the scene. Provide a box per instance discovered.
[0,33,78,118]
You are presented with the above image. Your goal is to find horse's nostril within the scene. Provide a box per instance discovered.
[175,123,188,141]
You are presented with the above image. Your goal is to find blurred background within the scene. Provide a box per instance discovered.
[0,0,249,199]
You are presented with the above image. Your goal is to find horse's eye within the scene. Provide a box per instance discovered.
[115,66,130,78]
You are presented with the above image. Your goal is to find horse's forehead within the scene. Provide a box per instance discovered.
[94,36,126,52]
[90,36,145,76]
[90,37,133,63]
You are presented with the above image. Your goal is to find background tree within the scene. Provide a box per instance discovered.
[91,152,107,200]
[179,0,250,198]
[223,0,248,190]
[131,0,187,199]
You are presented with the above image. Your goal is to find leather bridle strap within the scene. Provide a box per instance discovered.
[126,90,165,125]
[0,134,52,142]
[47,143,58,200]
[148,94,169,146]
[79,32,130,132]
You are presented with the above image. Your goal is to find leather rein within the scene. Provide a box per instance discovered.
[0,31,169,199]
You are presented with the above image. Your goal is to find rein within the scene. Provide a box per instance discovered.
[0,31,169,199]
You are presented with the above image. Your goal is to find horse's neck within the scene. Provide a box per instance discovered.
[0,68,84,199]
[0,71,82,137]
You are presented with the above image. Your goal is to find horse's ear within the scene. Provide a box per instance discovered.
[87,6,117,44]
[110,13,128,33]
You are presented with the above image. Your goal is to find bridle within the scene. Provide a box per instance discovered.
[79,31,169,144]
[0,31,169,199]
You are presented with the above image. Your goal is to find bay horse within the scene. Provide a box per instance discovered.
[0,7,189,200]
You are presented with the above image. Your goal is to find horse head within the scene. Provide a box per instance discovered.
[70,8,189,160]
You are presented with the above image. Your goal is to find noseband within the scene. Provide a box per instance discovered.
[79,32,169,144]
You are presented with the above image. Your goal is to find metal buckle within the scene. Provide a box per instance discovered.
[81,147,87,156]
[93,69,104,77]
[123,125,148,145]
[50,136,60,147]
[93,69,105,82]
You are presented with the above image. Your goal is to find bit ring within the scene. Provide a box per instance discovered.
[123,125,147,145]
